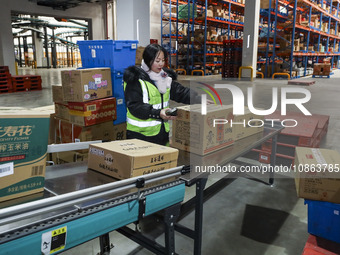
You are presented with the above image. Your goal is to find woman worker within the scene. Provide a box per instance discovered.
[123,43,200,146]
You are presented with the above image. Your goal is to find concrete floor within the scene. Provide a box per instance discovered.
[1,67,340,255]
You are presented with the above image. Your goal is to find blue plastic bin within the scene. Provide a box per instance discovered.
[114,97,127,125]
[78,40,138,71]
[305,199,340,244]
[111,70,124,99]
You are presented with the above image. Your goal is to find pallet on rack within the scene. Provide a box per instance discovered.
[287,79,316,86]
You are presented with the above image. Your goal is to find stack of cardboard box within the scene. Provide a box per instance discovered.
[313,63,331,76]
[295,147,340,244]
[51,68,127,164]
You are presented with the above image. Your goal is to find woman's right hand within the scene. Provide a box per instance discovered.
[160,108,177,120]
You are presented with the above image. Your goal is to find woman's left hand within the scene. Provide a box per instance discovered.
[160,109,177,120]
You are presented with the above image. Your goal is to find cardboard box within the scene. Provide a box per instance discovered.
[49,113,56,144]
[68,97,117,127]
[55,102,70,121]
[52,85,64,103]
[135,46,145,66]
[112,122,127,141]
[88,139,179,179]
[260,0,273,9]
[294,147,340,203]
[0,111,50,202]
[51,150,88,165]
[55,118,116,143]
[61,68,112,102]
[171,104,234,155]
[233,109,264,140]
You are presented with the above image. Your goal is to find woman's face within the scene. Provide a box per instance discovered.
[151,51,165,73]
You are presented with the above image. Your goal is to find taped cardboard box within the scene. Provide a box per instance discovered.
[112,122,127,141]
[54,102,70,121]
[88,139,179,179]
[171,104,234,155]
[294,147,340,204]
[49,113,56,145]
[233,109,264,140]
[135,46,145,66]
[55,117,116,143]
[260,0,273,9]
[52,85,64,103]
[51,150,88,165]
[0,110,50,202]
[68,97,117,127]
[61,68,112,102]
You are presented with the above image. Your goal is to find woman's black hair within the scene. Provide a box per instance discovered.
[143,44,168,69]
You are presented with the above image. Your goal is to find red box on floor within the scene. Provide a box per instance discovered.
[67,97,117,126]
[303,235,340,255]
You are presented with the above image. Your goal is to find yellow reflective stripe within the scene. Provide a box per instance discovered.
[127,117,162,127]
[139,79,149,104]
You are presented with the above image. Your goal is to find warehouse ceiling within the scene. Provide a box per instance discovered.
[28,0,107,10]
[12,14,88,47]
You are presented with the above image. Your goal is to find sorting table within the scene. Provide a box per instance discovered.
[0,121,283,255]
[176,121,284,255]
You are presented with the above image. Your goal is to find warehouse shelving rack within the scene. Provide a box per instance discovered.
[161,0,185,69]
[259,0,340,79]
[163,0,340,78]
[161,0,245,75]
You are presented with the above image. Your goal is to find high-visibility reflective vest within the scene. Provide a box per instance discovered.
[124,79,170,136]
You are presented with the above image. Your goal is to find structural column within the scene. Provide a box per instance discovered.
[116,0,150,46]
[241,0,261,79]
[0,6,15,74]
[32,29,44,67]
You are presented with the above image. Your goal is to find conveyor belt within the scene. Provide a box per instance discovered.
[0,163,187,255]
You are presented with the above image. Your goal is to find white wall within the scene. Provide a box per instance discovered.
[0,0,106,74]
[116,1,134,41]
[116,0,150,46]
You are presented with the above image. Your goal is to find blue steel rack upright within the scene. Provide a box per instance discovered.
[263,0,340,78]
[161,0,245,76]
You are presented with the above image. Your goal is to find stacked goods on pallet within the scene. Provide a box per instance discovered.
[294,147,340,245]
[222,39,242,78]
[78,40,138,124]
[0,66,12,94]
[313,63,331,78]
[245,111,329,166]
